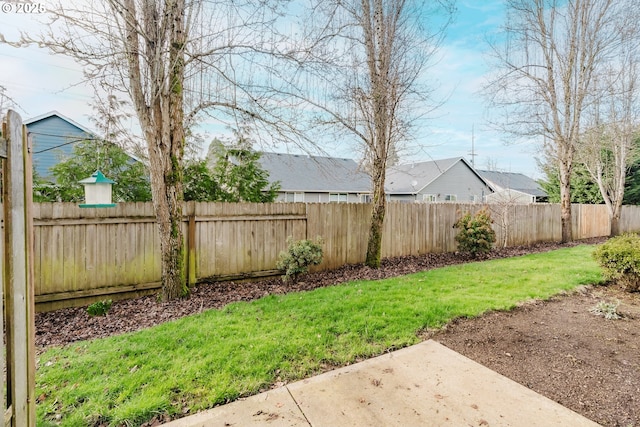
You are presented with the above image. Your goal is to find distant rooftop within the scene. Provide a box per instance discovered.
[258,152,371,193]
[477,170,547,197]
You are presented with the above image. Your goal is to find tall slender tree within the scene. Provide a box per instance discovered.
[290,0,454,267]
[487,0,626,242]
[578,36,640,236]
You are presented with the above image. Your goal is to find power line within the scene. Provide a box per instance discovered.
[28,131,99,154]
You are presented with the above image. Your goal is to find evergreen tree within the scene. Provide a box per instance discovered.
[183,159,221,202]
[38,140,151,202]
[208,137,280,203]
[539,163,603,204]
[623,160,640,205]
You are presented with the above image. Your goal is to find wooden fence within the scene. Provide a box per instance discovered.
[2,110,36,425]
[12,201,640,311]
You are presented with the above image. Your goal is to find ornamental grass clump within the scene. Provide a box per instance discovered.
[453,208,496,257]
[593,233,640,292]
[276,236,324,282]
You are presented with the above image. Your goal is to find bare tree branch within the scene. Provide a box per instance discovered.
[485,0,632,242]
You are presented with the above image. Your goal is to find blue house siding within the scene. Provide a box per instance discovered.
[25,112,97,180]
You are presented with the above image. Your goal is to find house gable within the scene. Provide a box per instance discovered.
[386,157,492,202]
[25,111,98,180]
[419,160,492,202]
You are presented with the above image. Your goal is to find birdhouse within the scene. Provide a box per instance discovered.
[78,170,116,208]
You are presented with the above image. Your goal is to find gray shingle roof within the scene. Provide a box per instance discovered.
[259,152,371,193]
[477,170,547,197]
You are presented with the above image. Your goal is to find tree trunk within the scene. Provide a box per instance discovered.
[128,0,188,301]
[159,0,187,301]
[366,156,386,268]
[559,158,573,243]
[153,188,186,301]
[610,196,623,237]
[610,214,621,237]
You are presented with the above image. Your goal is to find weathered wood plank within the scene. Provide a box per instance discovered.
[0,137,6,159]
[35,280,162,303]
[0,122,5,427]
[3,110,36,425]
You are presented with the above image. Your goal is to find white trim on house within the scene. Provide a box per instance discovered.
[24,110,97,136]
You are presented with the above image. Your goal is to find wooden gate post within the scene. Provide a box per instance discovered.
[2,109,36,426]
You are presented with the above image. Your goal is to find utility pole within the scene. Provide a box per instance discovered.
[469,124,477,168]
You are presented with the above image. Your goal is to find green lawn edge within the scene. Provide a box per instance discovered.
[36,245,603,426]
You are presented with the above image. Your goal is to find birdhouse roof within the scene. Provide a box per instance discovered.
[78,170,116,185]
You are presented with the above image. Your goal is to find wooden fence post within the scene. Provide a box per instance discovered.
[2,110,36,426]
[186,201,197,287]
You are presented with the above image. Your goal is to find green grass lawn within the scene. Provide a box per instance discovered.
[36,245,603,426]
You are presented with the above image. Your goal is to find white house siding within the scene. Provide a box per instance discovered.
[388,194,416,202]
[485,189,535,204]
[276,192,367,203]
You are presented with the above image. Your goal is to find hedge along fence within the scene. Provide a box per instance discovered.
[15,201,640,311]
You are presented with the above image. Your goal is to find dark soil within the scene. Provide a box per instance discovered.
[36,237,640,426]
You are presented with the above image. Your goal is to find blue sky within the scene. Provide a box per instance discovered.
[0,1,542,179]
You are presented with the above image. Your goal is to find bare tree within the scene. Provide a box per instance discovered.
[486,0,625,242]
[0,84,19,118]
[14,0,294,300]
[291,0,453,267]
[579,39,640,236]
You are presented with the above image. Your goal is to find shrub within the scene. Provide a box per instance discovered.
[87,299,113,316]
[593,233,640,292]
[453,208,496,257]
[589,300,621,320]
[276,236,324,282]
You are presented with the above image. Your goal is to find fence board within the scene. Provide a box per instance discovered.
[620,205,640,232]
[2,110,36,424]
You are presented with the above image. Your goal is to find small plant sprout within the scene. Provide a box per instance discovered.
[589,300,621,320]
[87,299,113,316]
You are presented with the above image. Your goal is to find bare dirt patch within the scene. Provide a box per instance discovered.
[434,283,640,427]
[36,237,640,426]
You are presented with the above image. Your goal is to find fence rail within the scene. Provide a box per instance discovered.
[4,201,639,311]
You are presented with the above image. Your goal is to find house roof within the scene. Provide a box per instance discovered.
[386,157,489,194]
[25,111,142,180]
[477,170,547,198]
[258,152,371,193]
[24,110,98,137]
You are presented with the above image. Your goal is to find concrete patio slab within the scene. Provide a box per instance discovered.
[162,386,308,427]
[163,340,600,427]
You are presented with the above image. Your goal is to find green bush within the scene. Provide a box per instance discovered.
[276,236,324,282]
[453,208,496,257]
[87,299,113,316]
[593,233,640,292]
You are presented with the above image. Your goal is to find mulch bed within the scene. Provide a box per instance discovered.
[36,237,640,426]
